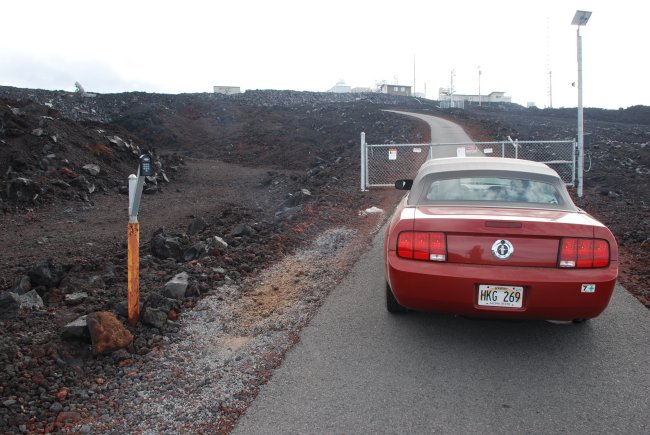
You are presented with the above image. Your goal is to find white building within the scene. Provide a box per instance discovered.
[438,88,511,104]
[328,80,351,93]
[379,84,412,96]
[214,86,241,95]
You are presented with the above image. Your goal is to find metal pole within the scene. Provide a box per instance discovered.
[450,70,454,108]
[360,132,366,191]
[577,27,584,197]
[413,55,416,97]
[127,173,141,326]
[549,71,553,109]
[572,139,577,186]
[478,67,482,106]
[507,136,518,159]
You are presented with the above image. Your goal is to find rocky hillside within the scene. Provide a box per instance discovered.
[0,86,647,433]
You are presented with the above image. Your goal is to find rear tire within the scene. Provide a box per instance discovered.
[386,282,408,314]
[572,318,589,324]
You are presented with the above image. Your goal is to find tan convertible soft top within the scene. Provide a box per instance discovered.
[414,157,560,177]
[406,157,574,209]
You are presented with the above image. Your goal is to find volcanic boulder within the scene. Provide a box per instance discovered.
[187,217,208,235]
[86,311,133,353]
[28,257,64,289]
[151,233,183,260]
[6,177,41,203]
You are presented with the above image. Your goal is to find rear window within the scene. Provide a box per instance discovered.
[423,176,565,206]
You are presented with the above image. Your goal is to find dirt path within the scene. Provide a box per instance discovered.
[0,158,298,284]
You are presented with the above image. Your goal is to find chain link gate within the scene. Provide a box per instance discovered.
[360,133,577,190]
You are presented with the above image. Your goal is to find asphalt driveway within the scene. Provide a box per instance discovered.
[234,225,650,434]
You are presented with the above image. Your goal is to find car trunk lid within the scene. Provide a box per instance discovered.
[413,206,599,267]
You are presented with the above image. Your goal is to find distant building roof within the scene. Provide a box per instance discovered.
[439,89,511,103]
[328,80,351,93]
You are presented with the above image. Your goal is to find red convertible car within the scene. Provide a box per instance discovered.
[384,157,618,321]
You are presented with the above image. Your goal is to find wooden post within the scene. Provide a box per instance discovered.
[127,221,140,326]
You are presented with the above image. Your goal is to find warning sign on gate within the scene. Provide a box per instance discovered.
[388,149,397,160]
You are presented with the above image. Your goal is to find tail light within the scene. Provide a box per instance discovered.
[397,231,447,261]
[559,238,610,268]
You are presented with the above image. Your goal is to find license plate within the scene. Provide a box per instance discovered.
[478,285,523,308]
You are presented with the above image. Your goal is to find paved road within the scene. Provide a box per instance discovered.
[234,230,649,434]
[234,115,650,434]
[386,110,474,158]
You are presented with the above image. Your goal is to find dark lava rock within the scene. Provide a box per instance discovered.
[231,223,256,237]
[183,242,208,262]
[141,308,168,329]
[62,315,91,341]
[187,217,208,235]
[64,292,88,306]
[6,177,41,203]
[0,291,21,315]
[13,275,31,295]
[151,233,182,260]
[28,257,64,289]
[69,175,94,193]
[142,292,181,313]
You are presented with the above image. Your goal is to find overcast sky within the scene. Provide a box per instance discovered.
[1,0,647,109]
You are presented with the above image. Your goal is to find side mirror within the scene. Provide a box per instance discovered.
[395,179,413,190]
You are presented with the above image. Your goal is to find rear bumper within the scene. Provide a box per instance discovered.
[387,254,618,320]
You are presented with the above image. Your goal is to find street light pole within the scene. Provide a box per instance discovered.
[450,69,455,108]
[572,10,591,198]
[478,66,482,106]
[577,26,584,197]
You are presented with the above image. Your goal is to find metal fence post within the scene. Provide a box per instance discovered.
[575,139,582,195]
[360,132,366,191]
[507,136,519,159]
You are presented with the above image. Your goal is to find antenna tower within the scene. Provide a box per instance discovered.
[546,17,553,108]
[413,55,416,96]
